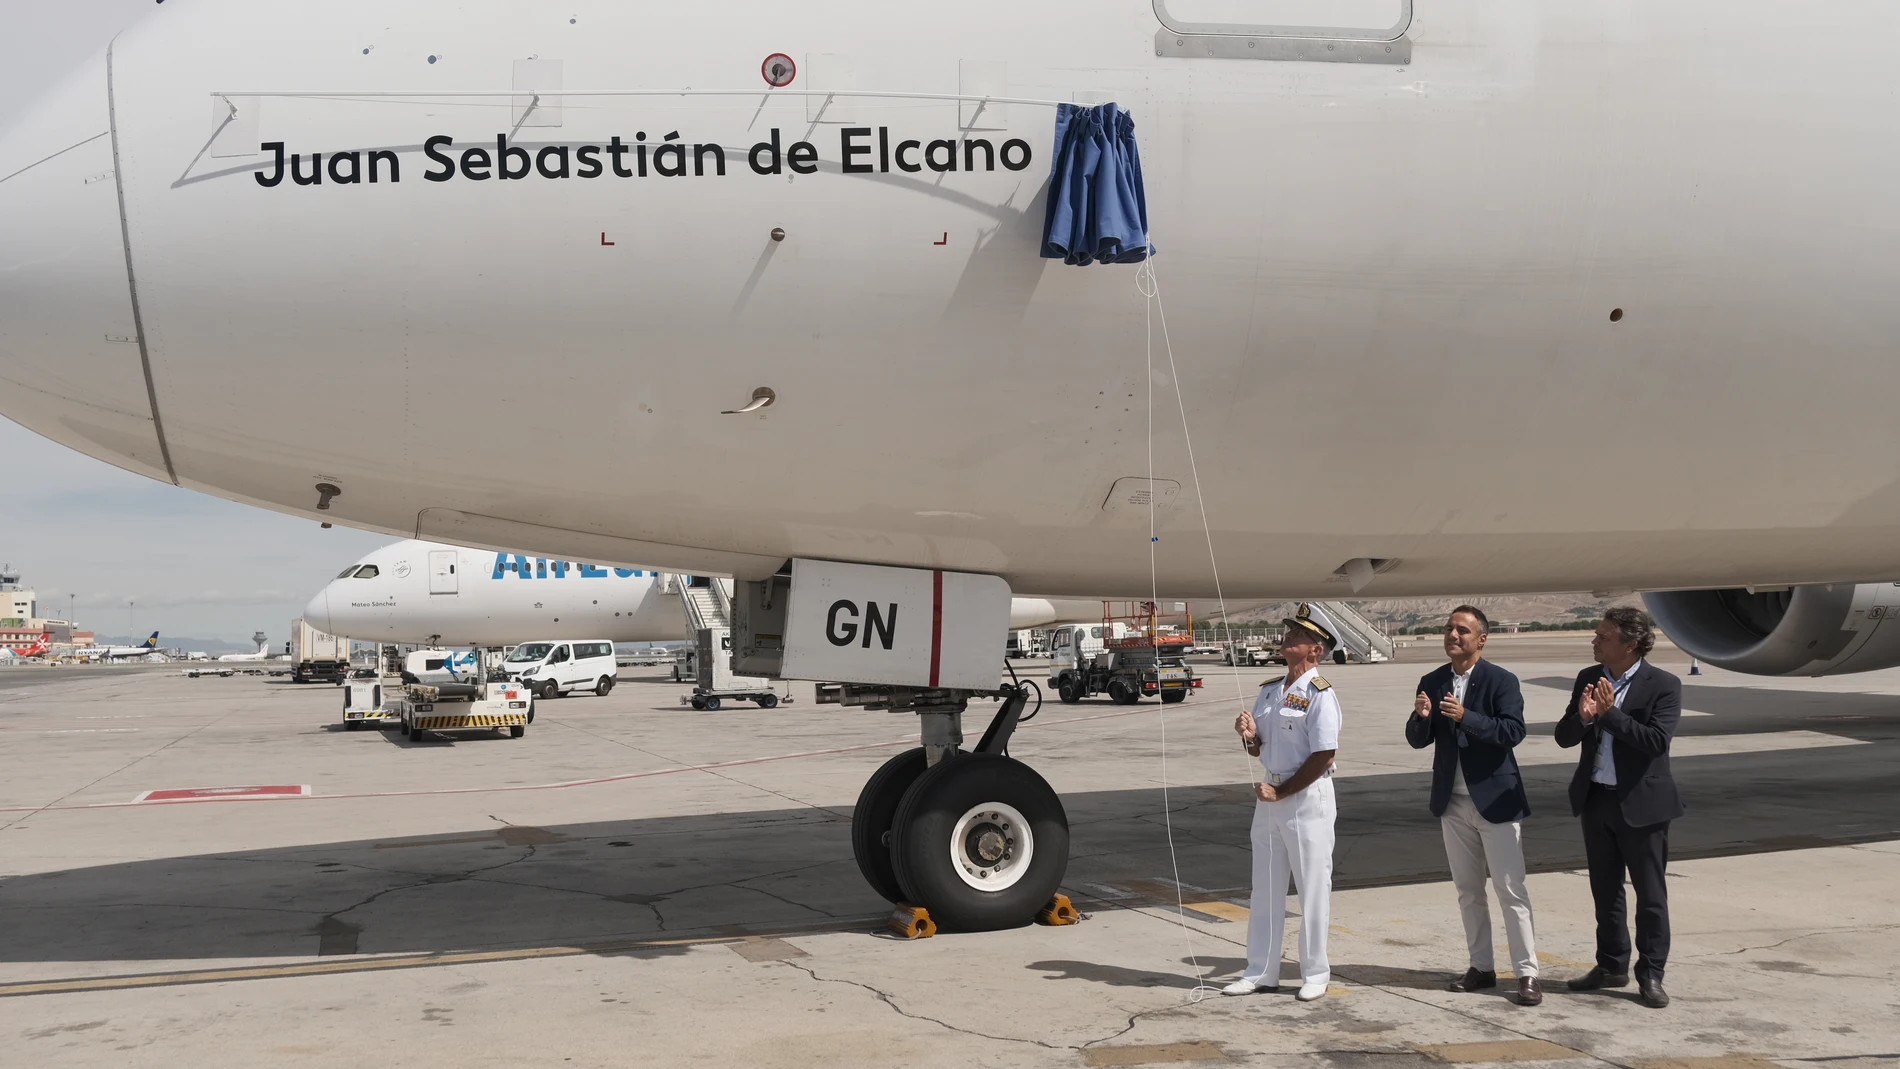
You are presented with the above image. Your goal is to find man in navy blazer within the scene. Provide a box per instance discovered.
[1406,606,1541,1006]
[1554,606,1685,1009]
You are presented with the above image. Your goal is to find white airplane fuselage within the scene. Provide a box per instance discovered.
[308,538,1136,646]
[5,2,1900,599]
[307,542,688,647]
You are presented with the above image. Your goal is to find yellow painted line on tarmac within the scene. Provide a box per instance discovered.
[1416,1040,1587,1063]
[1182,900,1250,923]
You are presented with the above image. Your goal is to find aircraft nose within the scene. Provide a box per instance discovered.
[304,587,334,635]
[0,48,171,482]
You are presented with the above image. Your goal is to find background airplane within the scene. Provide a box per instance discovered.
[305,540,1110,647]
[216,632,274,662]
[3,635,51,659]
[74,632,159,659]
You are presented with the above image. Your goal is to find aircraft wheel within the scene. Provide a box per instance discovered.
[510,725,526,738]
[851,747,930,903]
[890,754,1068,931]
[1107,679,1139,705]
[1057,678,1083,704]
[757,693,779,709]
[1161,690,1187,704]
[595,676,613,696]
[1333,649,1348,665]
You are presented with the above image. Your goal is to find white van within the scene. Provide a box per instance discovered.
[504,640,618,699]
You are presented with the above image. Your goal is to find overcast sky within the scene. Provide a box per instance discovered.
[1,417,389,646]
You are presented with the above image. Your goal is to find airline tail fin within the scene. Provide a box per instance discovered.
[141,632,159,649]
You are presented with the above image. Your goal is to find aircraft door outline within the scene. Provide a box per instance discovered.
[429,550,458,595]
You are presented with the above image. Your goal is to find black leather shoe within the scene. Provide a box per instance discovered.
[1448,968,1497,992]
[1639,978,1670,1008]
[1567,966,1631,990]
[1517,977,1543,1006]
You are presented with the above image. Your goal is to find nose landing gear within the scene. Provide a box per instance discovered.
[843,684,1069,931]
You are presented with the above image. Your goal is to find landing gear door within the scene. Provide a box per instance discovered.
[428,550,458,594]
[780,559,1012,691]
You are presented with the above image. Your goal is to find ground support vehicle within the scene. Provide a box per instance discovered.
[396,680,532,741]
[340,678,398,730]
[290,617,350,683]
[681,627,790,710]
[1049,604,1202,705]
[1222,642,1279,667]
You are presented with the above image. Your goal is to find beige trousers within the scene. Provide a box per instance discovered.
[1441,791,1537,978]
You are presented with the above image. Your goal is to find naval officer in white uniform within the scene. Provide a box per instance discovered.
[1224,602,1343,1002]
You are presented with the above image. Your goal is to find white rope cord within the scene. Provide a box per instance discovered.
[1135,260,1259,1003]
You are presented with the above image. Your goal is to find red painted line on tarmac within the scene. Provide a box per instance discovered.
[0,703,1160,814]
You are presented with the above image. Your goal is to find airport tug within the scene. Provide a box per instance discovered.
[342,673,531,740]
[398,678,532,741]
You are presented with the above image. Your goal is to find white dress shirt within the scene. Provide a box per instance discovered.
[1448,663,1474,795]
[1591,659,1643,786]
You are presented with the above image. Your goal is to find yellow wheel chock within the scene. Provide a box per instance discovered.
[887,903,937,939]
[1036,893,1081,926]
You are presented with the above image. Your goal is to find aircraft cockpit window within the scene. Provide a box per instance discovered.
[353,565,379,579]
[337,566,361,579]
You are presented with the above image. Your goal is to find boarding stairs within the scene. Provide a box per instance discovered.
[675,577,732,634]
[1315,600,1394,664]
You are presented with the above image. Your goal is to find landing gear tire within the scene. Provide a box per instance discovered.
[595,677,613,697]
[1057,678,1083,704]
[851,747,930,903]
[1333,649,1347,665]
[1107,679,1139,705]
[510,725,526,738]
[889,753,1069,932]
[1161,689,1187,704]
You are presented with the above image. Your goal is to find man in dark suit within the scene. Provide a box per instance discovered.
[1555,606,1685,1008]
[1406,605,1541,1006]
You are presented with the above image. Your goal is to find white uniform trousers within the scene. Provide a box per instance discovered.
[1243,776,1335,987]
[1440,792,1537,978]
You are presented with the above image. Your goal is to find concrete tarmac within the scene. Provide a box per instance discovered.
[0,639,1896,1067]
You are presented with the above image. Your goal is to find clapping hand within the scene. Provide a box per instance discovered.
[1439,692,1465,723]
[1414,690,1431,718]
[1579,677,1615,721]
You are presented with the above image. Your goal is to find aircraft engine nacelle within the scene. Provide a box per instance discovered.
[1643,583,1900,676]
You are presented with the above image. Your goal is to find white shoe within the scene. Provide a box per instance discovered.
[1222,978,1277,996]
[1296,983,1328,1002]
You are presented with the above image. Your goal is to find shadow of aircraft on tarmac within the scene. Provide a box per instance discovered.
[0,685,1894,972]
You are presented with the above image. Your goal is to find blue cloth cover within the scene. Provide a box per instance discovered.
[1041,103,1155,266]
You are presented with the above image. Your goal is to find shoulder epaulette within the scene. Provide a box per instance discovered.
[1311,675,1332,691]
[1259,675,1284,689]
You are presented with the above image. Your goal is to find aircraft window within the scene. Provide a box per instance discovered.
[337,566,361,578]
[353,565,379,579]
